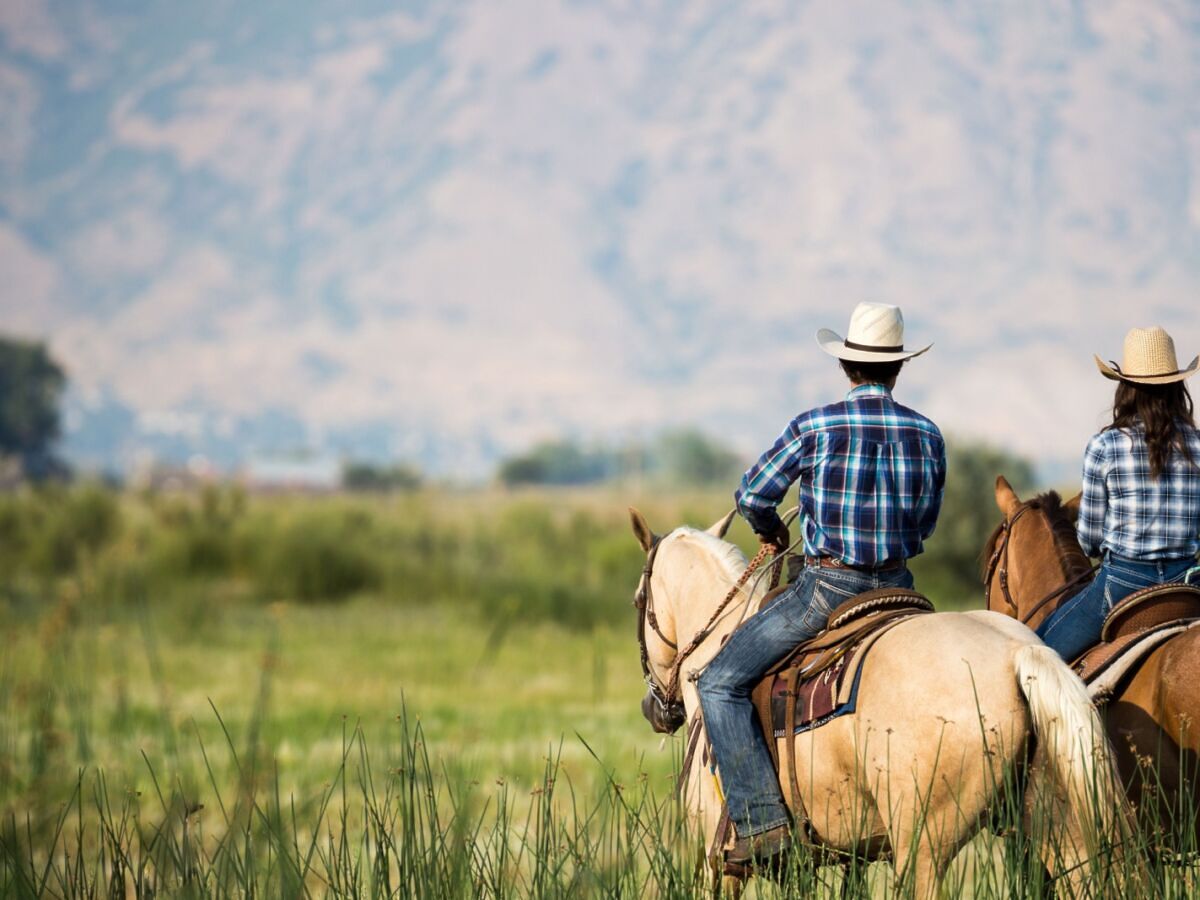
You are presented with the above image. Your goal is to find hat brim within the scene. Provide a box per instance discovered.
[816,328,931,363]
[1094,354,1200,385]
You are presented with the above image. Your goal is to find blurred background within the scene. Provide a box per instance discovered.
[1,0,1198,888]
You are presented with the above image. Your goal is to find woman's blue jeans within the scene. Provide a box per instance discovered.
[1036,555,1194,663]
[697,563,913,837]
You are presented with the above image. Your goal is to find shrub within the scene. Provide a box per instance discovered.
[256,511,381,603]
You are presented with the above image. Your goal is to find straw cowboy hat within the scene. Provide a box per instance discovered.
[816,302,932,363]
[1095,326,1199,385]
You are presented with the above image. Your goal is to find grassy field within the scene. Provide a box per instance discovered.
[0,484,1187,896]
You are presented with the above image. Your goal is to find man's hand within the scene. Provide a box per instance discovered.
[760,524,790,553]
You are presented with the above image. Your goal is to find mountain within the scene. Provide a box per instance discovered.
[2,0,1198,477]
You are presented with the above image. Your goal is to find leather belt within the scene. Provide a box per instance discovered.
[805,555,906,573]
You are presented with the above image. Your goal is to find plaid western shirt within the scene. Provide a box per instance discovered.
[1076,423,1200,561]
[735,384,946,566]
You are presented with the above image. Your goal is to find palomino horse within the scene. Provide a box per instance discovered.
[630,508,1130,898]
[986,476,1200,833]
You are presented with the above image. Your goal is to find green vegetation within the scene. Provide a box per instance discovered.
[0,589,1189,896]
[0,484,739,628]
[496,429,740,488]
[341,461,422,493]
[9,455,1166,898]
[0,438,1038,622]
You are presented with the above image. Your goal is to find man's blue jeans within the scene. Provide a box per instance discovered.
[697,562,914,837]
[1036,554,1194,662]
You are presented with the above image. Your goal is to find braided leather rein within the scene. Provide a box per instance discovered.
[634,536,782,710]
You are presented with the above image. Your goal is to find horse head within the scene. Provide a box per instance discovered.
[628,507,743,733]
[984,475,1088,630]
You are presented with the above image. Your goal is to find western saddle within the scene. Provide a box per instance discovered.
[1073,582,1200,687]
[746,587,934,838]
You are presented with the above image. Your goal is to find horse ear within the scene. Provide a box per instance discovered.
[1063,492,1082,520]
[629,507,658,552]
[994,475,1022,518]
[706,508,737,539]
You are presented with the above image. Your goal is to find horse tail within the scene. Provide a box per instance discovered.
[1013,643,1129,867]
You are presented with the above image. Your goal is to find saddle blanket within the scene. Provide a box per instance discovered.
[1083,620,1200,703]
[767,653,863,736]
[762,611,921,737]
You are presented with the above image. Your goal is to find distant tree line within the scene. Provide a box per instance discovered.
[496,429,741,488]
[341,461,422,492]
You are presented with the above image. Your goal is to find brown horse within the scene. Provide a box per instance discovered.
[985,475,1200,833]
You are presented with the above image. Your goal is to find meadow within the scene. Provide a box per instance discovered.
[0,480,1191,896]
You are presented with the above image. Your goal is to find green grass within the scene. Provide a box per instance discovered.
[0,486,1196,896]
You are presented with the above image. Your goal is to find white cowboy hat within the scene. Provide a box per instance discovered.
[816,302,932,363]
[1095,326,1199,385]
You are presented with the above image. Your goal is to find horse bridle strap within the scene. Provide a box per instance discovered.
[633,536,670,697]
[634,535,782,706]
[984,502,1099,626]
[1018,564,1098,626]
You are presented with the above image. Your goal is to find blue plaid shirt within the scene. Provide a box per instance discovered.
[735,384,946,566]
[1077,423,1200,561]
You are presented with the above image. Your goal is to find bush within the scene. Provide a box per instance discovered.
[147,485,246,578]
[21,483,121,578]
[256,510,381,603]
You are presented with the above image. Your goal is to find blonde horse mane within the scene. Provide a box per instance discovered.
[672,527,748,586]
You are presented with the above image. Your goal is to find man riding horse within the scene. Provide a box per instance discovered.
[697,302,947,869]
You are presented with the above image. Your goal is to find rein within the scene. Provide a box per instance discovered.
[634,537,782,710]
[984,502,1099,626]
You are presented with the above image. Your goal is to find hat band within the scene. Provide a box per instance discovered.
[1111,361,1185,378]
[845,339,904,353]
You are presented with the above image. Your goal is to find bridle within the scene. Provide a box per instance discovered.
[984,502,1098,626]
[633,535,678,716]
[633,535,782,723]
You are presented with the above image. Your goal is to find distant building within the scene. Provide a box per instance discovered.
[239,456,341,493]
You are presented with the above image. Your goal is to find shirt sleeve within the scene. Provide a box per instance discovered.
[1076,433,1108,558]
[919,434,947,540]
[734,418,810,538]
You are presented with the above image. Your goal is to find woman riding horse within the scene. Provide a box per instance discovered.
[1036,326,1200,662]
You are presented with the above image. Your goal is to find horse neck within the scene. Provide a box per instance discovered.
[651,532,760,672]
[1004,513,1083,629]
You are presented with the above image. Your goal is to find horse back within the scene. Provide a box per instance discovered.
[780,613,1035,850]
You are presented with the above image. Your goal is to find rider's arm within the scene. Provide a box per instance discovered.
[1076,433,1108,559]
[734,417,810,539]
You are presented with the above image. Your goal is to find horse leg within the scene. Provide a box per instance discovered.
[832,862,865,900]
[873,784,965,900]
[1001,815,1053,900]
[890,834,950,900]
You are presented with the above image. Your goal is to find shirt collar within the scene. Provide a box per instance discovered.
[846,383,892,402]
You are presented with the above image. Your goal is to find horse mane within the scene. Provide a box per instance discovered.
[674,528,748,584]
[979,490,1091,580]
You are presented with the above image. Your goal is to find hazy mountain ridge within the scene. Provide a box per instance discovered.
[2,0,1198,475]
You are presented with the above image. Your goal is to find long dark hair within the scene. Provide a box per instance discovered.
[1109,380,1197,478]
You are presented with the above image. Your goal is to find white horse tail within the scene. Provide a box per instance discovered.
[1013,644,1127,862]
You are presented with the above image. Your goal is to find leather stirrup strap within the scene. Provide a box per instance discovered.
[709,805,732,872]
[785,666,803,816]
[677,714,704,797]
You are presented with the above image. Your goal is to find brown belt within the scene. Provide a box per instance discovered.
[805,555,906,573]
